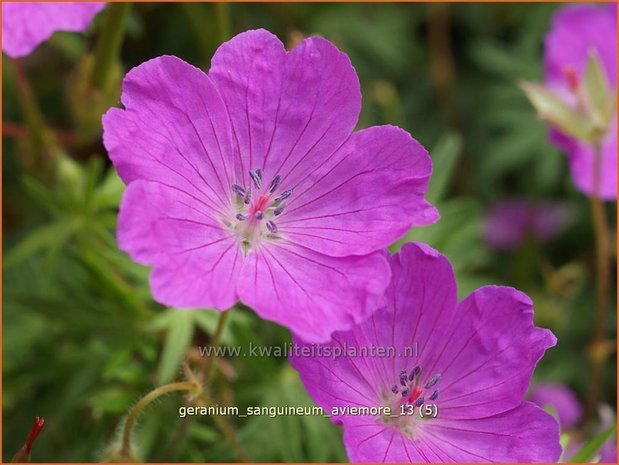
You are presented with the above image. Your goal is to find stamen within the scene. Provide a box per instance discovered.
[266,220,278,234]
[274,204,286,216]
[391,385,399,394]
[275,189,292,203]
[249,169,262,189]
[401,388,410,397]
[399,370,408,386]
[409,366,421,381]
[255,211,264,220]
[269,175,282,194]
[243,187,251,205]
[236,213,246,221]
[414,397,425,407]
[429,389,439,401]
[424,374,440,389]
[232,184,246,196]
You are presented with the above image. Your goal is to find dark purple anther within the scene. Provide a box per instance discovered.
[275,189,292,203]
[401,388,410,397]
[232,184,246,196]
[414,397,425,407]
[400,370,408,386]
[269,175,282,194]
[409,366,421,381]
[243,187,251,205]
[274,204,286,216]
[236,213,246,221]
[266,220,278,234]
[249,169,262,189]
[424,374,440,389]
[429,389,439,401]
[255,211,264,220]
[391,385,399,394]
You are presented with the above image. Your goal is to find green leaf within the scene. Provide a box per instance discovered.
[569,424,616,462]
[4,221,77,268]
[427,132,462,204]
[156,310,196,384]
[519,81,597,143]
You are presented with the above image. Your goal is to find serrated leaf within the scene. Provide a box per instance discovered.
[4,221,77,268]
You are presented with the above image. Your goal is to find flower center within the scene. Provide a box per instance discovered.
[380,365,441,438]
[228,169,292,254]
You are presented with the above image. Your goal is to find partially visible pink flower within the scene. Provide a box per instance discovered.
[544,3,617,199]
[2,2,105,58]
[598,404,617,463]
[485,199,572,250]
[291,243,560,462]
[103,30,438,342]
[529,382,582,428]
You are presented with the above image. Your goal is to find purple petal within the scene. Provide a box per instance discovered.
[118,180,241,310]
[238,243,390,343]
[279,125,439,257]
[422,402,561,462]
[544,4,616,86]
[2,2,105,58]
[103,55,237,212]
[433,286,556,419]
[208,29,361,190]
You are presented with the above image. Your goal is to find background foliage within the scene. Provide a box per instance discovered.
[3,2,616,462]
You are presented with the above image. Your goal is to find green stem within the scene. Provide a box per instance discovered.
[11,60,59,160]
[202,310,230,384]
[199,392,248,462]
[90,2,131,90]
[214,3,231,43]
[121,381,200,458]
[585,141,611,423]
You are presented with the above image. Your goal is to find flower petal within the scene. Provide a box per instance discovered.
[209,29,361,189]
[2,2,105,58]
[103,55,236,213]
[279,126,439,256]
[422,402,561,462]
[238,242,389,343]
[118,180,241,310]
[430,286,557,419]
[544,4,616,86]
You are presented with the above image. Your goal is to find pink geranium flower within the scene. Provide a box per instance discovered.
[485,199,572,250]
[102,29,437,342]
[2,2,105,58]
[291,243,561,461]
[544,3,617,199]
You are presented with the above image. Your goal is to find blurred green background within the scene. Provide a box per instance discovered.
[2,2,616,462]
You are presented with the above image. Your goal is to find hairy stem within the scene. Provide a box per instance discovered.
[121,381,200,458]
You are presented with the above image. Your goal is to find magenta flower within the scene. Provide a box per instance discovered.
[485,199,572,250]
[102,29,437,342]
[544,3,617,199]
[291,243,561,462]
[529,383,582,429]
[2,2,105,58]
